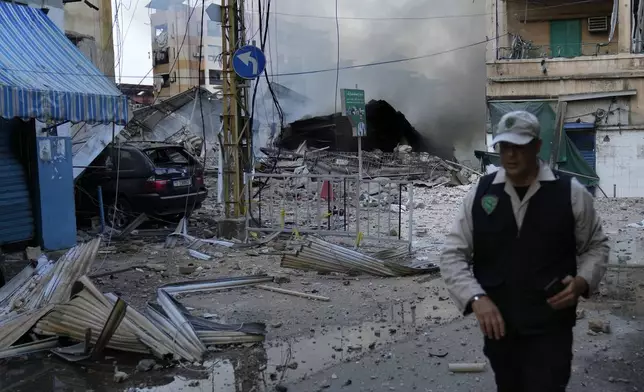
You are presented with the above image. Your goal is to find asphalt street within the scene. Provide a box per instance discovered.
[286,310,644,392]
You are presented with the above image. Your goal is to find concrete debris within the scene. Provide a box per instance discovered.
[259,144,479,185]
[136,358,157,372]
[588,319,611,334]
[25,246,43,261]
[114,367,129,383]
[282,237,439,277]
[188,249,212,261]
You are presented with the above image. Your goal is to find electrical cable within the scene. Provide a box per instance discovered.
[245,0,598,21]
[149,1,200,105]
[115,0,142,73]
[333,0,340,113]
[333,0,340,149]
[179,0,207,222]
[2,33,508,80]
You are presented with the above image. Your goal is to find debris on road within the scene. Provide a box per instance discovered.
[448,362,487,373]
[282,237,439,277]
[588,319,611,334]
[255,284,331,302]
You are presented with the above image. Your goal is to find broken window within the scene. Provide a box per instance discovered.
[145,148,193,166]
[209,70,221,85]
[634,0,644,53]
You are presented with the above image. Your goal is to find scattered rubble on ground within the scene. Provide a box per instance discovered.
[3,142,644,390]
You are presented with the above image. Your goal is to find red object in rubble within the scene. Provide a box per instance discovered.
[321,180,334,201]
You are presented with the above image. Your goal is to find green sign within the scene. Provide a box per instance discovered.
[340,88,366,137]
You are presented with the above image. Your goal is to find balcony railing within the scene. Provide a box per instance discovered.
[498,35,617,60]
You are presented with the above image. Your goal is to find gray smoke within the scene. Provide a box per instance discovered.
[251,0,487,161]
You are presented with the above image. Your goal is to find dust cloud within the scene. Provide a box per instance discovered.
[249,0,488,161]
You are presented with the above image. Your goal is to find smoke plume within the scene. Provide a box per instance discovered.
[251,0,487,161]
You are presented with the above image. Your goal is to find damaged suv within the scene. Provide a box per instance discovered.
[75,142,208,229]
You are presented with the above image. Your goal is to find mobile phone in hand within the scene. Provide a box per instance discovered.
[545,277,566,298]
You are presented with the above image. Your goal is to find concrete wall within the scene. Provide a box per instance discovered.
[596,126,644,197]
[64,0,115,78]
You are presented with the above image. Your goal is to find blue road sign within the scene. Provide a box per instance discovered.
[232,45,266,79]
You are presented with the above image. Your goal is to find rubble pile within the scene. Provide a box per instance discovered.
[259,141,477,182]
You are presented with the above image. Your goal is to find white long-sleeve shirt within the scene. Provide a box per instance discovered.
[440,163,610,313]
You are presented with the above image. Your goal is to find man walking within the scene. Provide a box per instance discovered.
[440,111,609,391]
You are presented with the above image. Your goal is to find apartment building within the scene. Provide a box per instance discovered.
[65,0,115,78]
[148,0,223,100]
[485,0,644,196]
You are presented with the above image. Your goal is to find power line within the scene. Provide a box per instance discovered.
[149,0,200,104]
[268,33,508,77]
[2,33,505,80]
[333,0,340,114]
[244,0,596,21]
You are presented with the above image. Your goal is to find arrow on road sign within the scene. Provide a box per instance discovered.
[237,51,258,75]
[232,45,266,79]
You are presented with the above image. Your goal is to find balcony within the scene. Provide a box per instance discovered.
[499,36,617,60]
[493,0,622,61]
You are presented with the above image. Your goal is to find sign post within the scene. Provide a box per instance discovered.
[340,88,366,179]
[340,88,366,245]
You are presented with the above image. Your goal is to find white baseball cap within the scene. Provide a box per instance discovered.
[492,111,541,146]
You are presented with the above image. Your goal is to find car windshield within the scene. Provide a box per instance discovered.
[145,147,194,166]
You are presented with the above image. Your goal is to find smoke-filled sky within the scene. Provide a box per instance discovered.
[115,0,488,160]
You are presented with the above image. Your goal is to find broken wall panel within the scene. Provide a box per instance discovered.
[277,100,431,153]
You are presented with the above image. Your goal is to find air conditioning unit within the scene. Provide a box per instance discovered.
[588,16,609,32]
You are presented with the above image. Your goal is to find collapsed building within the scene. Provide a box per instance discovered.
[276,100,434,155]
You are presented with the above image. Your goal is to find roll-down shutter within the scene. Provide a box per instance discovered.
[0,127,35,244]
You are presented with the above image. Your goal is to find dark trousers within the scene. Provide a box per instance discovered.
[483,329,573,392]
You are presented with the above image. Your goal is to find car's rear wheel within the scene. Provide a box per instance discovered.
[106,198,132,231]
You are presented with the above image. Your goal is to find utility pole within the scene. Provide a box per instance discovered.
[220,0,251,218]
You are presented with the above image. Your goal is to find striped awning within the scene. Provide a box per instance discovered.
[0,2,128,125]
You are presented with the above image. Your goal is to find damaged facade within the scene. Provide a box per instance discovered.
[486,0,644,196]
[277,100,432,155]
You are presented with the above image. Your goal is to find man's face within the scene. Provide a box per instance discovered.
[498,139,541,177]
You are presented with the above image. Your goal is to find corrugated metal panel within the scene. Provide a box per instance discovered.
[0,128,34,244]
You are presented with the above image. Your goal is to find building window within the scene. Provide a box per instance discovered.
[209,70,222,85]
[199,70,206,86]
[207,20,221,37]
[207,44,221,62]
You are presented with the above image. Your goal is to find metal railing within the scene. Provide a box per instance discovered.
[499,39,617,60]
[245,173,414,246]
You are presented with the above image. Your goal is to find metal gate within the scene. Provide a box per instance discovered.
[0,122,35,244]
[245,173,414,246]
[567,130,596,195]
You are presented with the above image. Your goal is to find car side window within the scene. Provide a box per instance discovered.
[89,149,113,172]
[111,149,139,171]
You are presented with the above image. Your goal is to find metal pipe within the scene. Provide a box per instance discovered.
[408,182,414,251]
[343,178,347,231]
[161,276,274,295]
[327,182,331,230]
[97,186,105,233]
[258,183,262,225]
[398,184,402,240]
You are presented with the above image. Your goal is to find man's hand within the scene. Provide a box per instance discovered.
[547,275,588,310]
[471,296,506,340]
